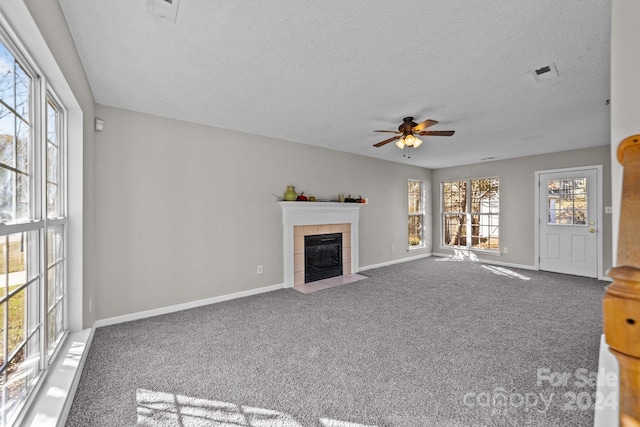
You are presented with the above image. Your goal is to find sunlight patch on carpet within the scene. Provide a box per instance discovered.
[136,389,376,427]
[319,418,378,427]
[482,265,531,281]
[435,250,479,262]
[136,388,301,426]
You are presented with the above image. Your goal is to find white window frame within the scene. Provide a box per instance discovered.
[441,177,500,253]
[0,3,81,424]
[0,0,82,330]
[44,92,68,362]
[408,179,425,249]
[0,28,45,427]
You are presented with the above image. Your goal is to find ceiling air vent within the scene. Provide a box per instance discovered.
[532,63,559,82]
[146,0,181,23]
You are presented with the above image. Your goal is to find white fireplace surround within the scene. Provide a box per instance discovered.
[279,202,363,287]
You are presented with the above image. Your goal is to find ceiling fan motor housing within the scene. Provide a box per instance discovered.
[372,116,453,148]
[400,117,418,134]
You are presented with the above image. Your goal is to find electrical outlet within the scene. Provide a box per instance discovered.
[89,297,93,312]
[503,247,509,254]
[391,245,396,252]
[257,265,263,274]
[379,247,383,254]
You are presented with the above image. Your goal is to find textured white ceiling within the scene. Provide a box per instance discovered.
[58,0,611,168]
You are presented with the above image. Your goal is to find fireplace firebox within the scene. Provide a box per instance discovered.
[304,233,342,283]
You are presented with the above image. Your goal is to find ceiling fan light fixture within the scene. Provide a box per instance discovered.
[372,117,454,150]
[404,134,417,147]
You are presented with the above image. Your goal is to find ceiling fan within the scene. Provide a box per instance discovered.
[373,117,455,151]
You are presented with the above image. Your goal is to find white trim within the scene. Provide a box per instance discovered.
[438,177,500,250]
[66,108,83,332]
[17,327,94,427]
[0,220,44,234]
[408,178,426,247]
[534,165,604,280]
[593,334,619,427]
[0,0,83,334]
[278,202,363,287]
[95,283,286,327]
[0,2,85,425]
[359,252,432,271]
[0,1,80,109]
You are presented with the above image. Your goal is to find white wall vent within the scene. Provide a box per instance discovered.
[532,63,559,82]
[146,0,181,23]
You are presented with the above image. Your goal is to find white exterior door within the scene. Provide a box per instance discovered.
[538,168,598,278]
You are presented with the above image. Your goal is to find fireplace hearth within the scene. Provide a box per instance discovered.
[305,233,342,283]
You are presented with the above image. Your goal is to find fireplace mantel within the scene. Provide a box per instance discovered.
[279,202,363,287]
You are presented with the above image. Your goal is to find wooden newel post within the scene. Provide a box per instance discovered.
[604,135,640,427]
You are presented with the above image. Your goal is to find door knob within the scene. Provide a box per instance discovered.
[589,228,596,233]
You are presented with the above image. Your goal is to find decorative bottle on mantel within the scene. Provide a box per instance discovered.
[284,186,297,201]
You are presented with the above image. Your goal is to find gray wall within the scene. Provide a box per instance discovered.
[21,2,614,325]
[93,105,432,320]
[432,145,612,272]
[25,0,97,328]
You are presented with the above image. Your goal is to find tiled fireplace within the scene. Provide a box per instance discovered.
[279,202,363,287]
[294,224,350,286]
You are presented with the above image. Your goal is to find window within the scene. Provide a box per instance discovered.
[0,36,67,426]
[546,178,587,225]
[408,180,424,247]
[442,178,499,251]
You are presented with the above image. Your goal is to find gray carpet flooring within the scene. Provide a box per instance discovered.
[66,257,608,426]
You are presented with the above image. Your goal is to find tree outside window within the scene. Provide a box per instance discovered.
[442,178,499,251]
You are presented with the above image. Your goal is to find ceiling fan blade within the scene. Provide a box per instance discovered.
[417,130,455,137]
[373,135,401,147]
[413,119,439,132]
[373,130,401,133]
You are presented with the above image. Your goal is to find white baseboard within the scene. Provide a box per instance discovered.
[95,283,286,327]
[431,252,612,281]
[593,334,619,427]
[359,253,432,272]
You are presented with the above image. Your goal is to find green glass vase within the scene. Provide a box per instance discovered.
[284,186,297,201]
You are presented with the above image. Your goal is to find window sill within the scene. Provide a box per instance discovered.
[18,328,94,426]
[407,245,427,251]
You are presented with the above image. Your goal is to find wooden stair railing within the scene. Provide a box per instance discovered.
[604,135,640,427]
